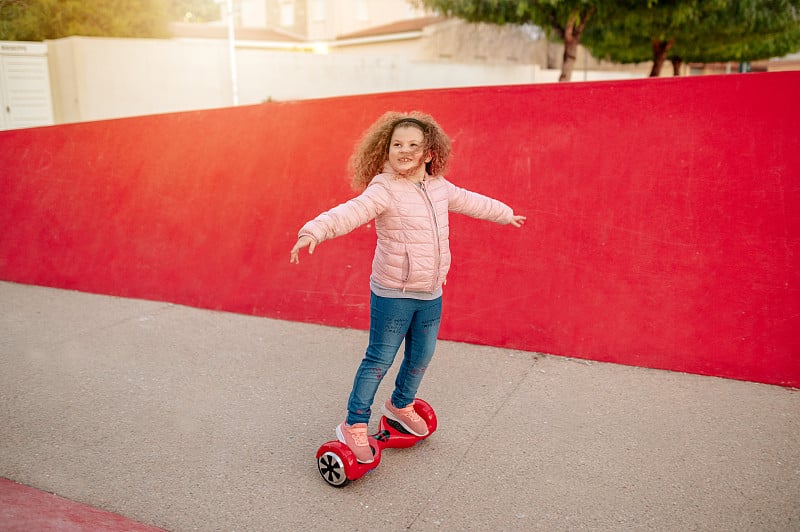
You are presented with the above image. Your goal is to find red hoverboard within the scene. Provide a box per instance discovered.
[316,399,437,487]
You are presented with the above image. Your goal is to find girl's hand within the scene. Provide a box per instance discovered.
[290,235,317,264]
[510,215,526,228]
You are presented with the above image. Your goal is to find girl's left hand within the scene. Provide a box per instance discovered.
[510,215,526,228]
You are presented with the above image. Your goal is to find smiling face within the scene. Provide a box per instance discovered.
[387,125,431,181]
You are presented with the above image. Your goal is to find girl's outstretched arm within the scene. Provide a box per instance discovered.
[289,235,317,264]
[290,178,390,264]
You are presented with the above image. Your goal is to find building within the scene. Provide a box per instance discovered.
[193,0,429,41]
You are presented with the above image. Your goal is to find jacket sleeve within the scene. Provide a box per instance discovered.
[298,180,390,243]
[444,178,514,224]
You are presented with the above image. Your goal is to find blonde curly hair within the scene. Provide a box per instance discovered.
[348,111,452,191]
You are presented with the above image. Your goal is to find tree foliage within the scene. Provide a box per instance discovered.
[581,0,800,75]
[0,0,220,41]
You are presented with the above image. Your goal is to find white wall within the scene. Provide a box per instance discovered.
[44,35,642,124]
[48,37,235,123]
[236,49,557,103]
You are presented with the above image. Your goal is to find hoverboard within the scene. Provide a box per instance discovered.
[316,399,437,487]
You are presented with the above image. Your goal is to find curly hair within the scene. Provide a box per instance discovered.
[348,111,452,191]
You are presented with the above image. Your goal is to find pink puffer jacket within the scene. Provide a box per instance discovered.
[299,170,514,293]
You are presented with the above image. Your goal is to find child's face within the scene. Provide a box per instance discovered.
[387,125,430,178]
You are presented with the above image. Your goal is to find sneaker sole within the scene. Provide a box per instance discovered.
[381,404,429,437]
[335,424,374,464]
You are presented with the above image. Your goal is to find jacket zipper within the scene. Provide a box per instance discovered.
[419,179,441,292]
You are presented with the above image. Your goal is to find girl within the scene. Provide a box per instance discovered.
[290,111,525,463]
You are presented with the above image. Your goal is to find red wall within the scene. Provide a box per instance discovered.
[1,72,798,387]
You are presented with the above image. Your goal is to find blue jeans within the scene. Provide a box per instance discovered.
[346,292,442,425]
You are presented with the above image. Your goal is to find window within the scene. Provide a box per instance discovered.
[356,0,368,22]
[312,0,326,22]
[280,0,294,27]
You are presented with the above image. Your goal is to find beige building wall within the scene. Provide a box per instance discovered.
[418,19,655,75]
[306,0,424,39]
[259,0,427,40]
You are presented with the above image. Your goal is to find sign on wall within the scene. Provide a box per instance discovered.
[0,41,55,131]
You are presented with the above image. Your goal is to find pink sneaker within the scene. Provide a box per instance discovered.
[382,400,429,437]
[336,422,374,464]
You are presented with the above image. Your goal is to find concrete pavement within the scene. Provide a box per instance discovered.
[1,281,798,531]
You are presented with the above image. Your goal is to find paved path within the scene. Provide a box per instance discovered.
[1,281,798,531]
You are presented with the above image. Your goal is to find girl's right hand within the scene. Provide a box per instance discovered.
[290,235,316,264]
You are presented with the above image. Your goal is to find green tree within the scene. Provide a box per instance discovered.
[674,0,800,68]
[582,0,800,76]
[0,0,176,41]
[415,0,636,81]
